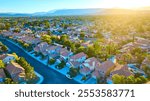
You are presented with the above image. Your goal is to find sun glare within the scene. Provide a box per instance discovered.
[100,0,150,9]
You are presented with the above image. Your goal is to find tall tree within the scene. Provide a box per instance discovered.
[41,35,52,44]
[0,60,5,69]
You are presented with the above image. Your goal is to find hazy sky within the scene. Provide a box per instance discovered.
[0,0,150,13]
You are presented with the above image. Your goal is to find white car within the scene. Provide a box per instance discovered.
[66,74,73,79]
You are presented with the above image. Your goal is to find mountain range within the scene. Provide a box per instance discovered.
[0,7,150,17]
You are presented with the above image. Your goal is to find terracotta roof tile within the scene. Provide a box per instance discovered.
[69,61,81,68]
[82,57,101,70]
[0,69,6,78]
[0,54,7,60]
[80,67,91,74]
[5,62,25,76]
[92,70,100,78]
[97,60,115,72]
[70,52,87,60]
[110,65,133,77]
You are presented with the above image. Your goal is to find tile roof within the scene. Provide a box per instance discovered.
[46,46,57,51]
[142,57,150,66]
[55,47,65,53]
[98,60,115,72]
[32,38,41,44]
[92,70,100,78]
[82,57,101,70]
[0,54,14,60]
[50,54,59,59]
[57,57,64,62]
[69,61,81,68]
[70,52,87,60]
[136,37,150,45]
[5,62,25,77]
[80,67,91,75]
[61,50,72,57]
[110,65,133,77]
[0,54,7,60]
[34,42,49,52]
[0,69,6,78]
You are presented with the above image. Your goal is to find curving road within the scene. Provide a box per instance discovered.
[0,38,79,84]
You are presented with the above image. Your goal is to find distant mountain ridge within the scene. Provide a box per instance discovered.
[0,13,30,17]
[0,8,149,17]
[47,8,104,15]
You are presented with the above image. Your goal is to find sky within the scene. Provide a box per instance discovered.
[0,0,150,13]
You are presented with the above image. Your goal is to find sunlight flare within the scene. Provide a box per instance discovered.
[100,0,150,9]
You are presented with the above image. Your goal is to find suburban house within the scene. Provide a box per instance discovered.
[34,42,64,58]
[34,42,49,54]
[56,48,73,63]
[1,31,12,37]
[81,41,93,48]
[0,54,15,64]
[120,42,137,53]
[20,35,34,44]
[20,28,32,34]
[140,57,150,69]
[134,37,150,52]
[46,46,62,59]
[120,37,150,53]
[21,36,41,45]
[92,60,116,79]
[0,69,6,83]
[46,46,61,55]
[31,38,41,45]
[5,62,26,83]
[107,64,133,84]
[66,52,87,68]
[80,57,101,76]
[110,65,133,78]
[12,33,22,40]
[98,60,116,77]
[92,69,100,79]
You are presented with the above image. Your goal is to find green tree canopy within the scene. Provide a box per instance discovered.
[41,35,52,44]
[0,60,5,69]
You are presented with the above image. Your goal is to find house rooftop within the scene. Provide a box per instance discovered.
[111,65,133,77]
[46,46,58,51]
[0,54,7,60]
[80,67,91,74]
[142,57,150,66]
[70,52,87,60]
[135,37,150,45]
[98,60,115,72]
[82,57,101,69]
[61,50,72,57]
[92,70,100,78]
[0,69,6,78]
[69,61,81,68]
[0,54,14,60]
[37,42,48,46]
[5,62,25,76]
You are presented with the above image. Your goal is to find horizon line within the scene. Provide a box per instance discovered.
[0,6,149,14]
